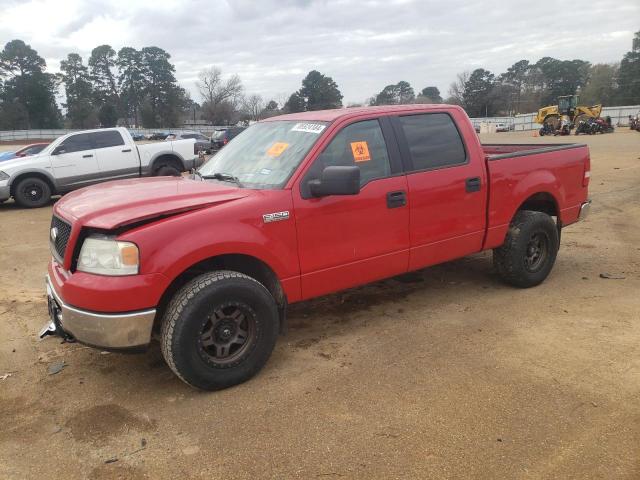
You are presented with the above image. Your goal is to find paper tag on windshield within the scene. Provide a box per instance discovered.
[267,142,289,157]
[291,123,326,134]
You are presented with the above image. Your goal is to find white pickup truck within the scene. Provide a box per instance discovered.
[0,127,199,208]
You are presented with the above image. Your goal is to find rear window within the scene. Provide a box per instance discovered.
[397,113,466,171]
[212,130,227,140]
[91,130,125,149]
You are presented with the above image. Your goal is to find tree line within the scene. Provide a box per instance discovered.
[1,31,638,130]
[368,31,640,117]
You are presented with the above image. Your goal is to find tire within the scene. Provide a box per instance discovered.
[493,210,559,288]
[161,271,279,390]
[14,177,52,208]
[155,164,182,176]
[539,128,545,136]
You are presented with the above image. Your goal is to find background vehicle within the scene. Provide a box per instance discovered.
[40,105,590,391]
[536,95,601,136]
[0,143,48,162]
[167,131,213,153]
[129,131,145,141]
[495,122,509,132]
[0,127,198,208]
[147,131,169,140]
[0,151,17,161]
[210,126,246,150]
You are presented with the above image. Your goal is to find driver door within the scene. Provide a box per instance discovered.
[51,133,100,190]
[293,117,410,299]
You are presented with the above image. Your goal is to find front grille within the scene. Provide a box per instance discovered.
[50,215,72,262]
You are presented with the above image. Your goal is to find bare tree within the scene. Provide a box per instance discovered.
[197,67,243,123]
[242,94,264,122]
[447,71,469,106]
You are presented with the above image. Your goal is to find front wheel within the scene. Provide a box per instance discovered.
[493,210,559,288]
[160,271,279,390]
[14,177,52,208]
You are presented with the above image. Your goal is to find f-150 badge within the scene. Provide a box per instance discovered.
[263,211,290,223]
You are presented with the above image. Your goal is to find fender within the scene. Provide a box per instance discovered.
[9,167,59,192]
[509,170,562,221]
[119,192,301,304]
[484,168,562,250]
[142,150,188,174]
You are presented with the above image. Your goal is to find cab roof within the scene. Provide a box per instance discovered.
[263,104,453,123]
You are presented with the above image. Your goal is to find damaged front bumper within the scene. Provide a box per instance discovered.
[39,275,156,350]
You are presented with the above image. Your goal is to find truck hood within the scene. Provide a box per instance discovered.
[55,176,249,230]
[0,153,49,170]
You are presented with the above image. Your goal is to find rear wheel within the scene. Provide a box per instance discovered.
[160,271,279,390]
[155,164,181,176]
[493,210,559,288]
[14,177,52,208]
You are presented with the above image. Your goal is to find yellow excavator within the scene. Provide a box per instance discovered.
[536,95,602,136]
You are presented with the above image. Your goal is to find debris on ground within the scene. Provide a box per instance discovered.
[0,372,14,380]
[47,361,66,375]
[599,273,626,280]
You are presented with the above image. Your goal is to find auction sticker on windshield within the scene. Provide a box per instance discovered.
[291,123,326,134]
[267,142,289,157]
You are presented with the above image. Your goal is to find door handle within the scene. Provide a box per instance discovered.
[82,154,93,158]
[122,148,132,153]
[465,177,481,193]
[386,190,407,209]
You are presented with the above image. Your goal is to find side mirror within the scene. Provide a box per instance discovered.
[52,146,66,155]
[309,166,360,197]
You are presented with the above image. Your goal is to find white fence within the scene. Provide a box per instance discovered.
[2,105,640,141]
[470,105,640,131]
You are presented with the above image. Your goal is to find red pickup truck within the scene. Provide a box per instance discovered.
[40,105,591,390]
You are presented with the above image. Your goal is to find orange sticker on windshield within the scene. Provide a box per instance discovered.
[267,142,289,157]
[350,141,371,162]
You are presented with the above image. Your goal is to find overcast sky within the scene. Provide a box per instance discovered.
[1,0,638,105]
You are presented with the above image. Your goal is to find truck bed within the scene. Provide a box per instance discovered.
[481,142,590,250]
[482,143,586,159]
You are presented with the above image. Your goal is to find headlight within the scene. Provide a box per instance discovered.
[77,236,139,276]
[0,171,9,181]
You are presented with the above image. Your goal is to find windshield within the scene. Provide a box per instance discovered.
[199,120,328,189]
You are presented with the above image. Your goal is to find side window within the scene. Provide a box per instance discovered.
[313,119,391,186]
[59,133,92,154]
[182,134,196,139]
[90,131,125,150]
[397,113,466,171]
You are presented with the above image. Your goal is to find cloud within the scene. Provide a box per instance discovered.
[0,0,638,104]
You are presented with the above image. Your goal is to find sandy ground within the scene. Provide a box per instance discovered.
[0,129,639,479]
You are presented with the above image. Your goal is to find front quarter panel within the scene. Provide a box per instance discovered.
[120,189,301,304]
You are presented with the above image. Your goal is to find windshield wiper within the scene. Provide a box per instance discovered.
[201,172,243,187]
[191,169,203,180]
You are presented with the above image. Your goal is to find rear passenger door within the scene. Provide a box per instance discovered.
[391,112,487,270]
[91,130,139,179]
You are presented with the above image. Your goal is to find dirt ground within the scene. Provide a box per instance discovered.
[0,129,639,479]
